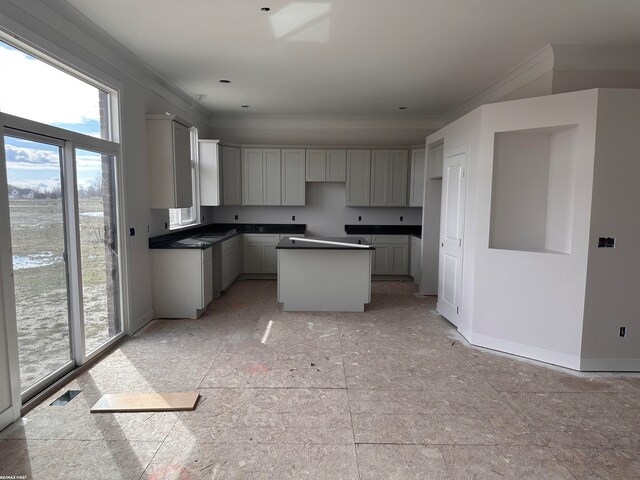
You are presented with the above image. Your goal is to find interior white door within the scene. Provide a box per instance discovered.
[437,150,467,326]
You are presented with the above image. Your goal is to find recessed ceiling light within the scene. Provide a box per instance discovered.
[261,7,271,12]
[219,79,231,84]
[398,106,408,110]
[241,105,250,108]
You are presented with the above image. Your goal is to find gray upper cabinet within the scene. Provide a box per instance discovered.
[388,150,408,206]
[281,149,306,205]
[370,150,390,206]
[306,149,326,182]
[370,150,408,207]
[221,145,242,205]
[306,149,346,182]
[242,148,281,205]
[346,149,371,206]
[147,114,192,209]
[199,140,220,206]
[326,149,346,182]
[242,148,264,205]
[409,148,425,207]
[263,149,281,205]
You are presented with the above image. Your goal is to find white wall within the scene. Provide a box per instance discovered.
[581,89,640,370]
[211,183,422,237]
[0,0,214,427]
[468,90,599,369]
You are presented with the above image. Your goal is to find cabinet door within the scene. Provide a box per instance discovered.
[281,149,306,206]
[346,150,371,206]
[242,148,264,205]
[242,237,262,273]
[263,149,281,205]
[370,150,390,206]
[232,243,241,279]
[390,244,409,275]
[221,251,231,290]
[221,146,242,205]
[409,149,425,207]
[202,255,213,307]
[261,243,278,274]
[372,244,390,274]
[306,149,326,182]
[388,150,408,207]
[199,140,220,206]
[326,149,346,182]
[173,121,193,208]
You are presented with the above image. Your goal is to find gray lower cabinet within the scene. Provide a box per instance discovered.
[151,247,213,319]
[221,235,241,290]
[410,235,422,283]
[371,235,409,275]
[242,234,280,274]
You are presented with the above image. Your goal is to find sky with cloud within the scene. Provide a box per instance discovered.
[1,41,106,191]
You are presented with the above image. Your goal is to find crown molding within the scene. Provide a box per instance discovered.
[443,44,555,124]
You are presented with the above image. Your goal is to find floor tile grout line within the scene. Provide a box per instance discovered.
[336,311,363,480]
[545,446,580,480]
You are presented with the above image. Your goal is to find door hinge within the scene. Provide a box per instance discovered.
[459,238,462,247]
[462,168,465,177]
[456,306,459,314]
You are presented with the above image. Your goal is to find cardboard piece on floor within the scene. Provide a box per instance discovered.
[90,392,199,413]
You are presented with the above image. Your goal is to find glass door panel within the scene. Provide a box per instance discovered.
[4,135,73,394]
[75,149,121,354]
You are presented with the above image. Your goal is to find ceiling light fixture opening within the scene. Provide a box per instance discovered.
[241,105,250,108]
[398,106,408,110]
[261,7,271,12]
[219,79,231,84]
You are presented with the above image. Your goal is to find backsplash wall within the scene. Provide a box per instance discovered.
[210,183,422,237]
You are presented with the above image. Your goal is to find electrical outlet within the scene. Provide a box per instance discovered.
[598,237,615,248]
[292,215,295,221]
[129,227,135,236]
[164,222,168,230]
[358,216,362,222]
[400,216,403,221]
[234,214,238,220]
[620,326,627,337]
[202,215,205,222]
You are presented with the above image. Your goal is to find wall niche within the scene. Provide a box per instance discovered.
[489,125,578,254]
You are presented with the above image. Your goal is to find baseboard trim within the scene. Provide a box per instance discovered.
[0,406,16,432]
[464,331,581,370]
[580,357,640,372]
[131,310,154,334]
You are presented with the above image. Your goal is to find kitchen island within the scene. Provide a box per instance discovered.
[276,237,374,312]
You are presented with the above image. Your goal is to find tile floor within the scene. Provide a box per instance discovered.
[1,280,639,479]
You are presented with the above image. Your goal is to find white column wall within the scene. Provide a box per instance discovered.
[581,89,640,370]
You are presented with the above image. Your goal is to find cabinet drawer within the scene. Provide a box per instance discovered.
[202,246,213,262]
[221,235,239,252]
[372,235,408,244]
[243,233,280,245]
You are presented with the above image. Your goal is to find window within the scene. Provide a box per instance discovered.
[0,35,124,401]
[0,40,113,140]
[169,127,200,229]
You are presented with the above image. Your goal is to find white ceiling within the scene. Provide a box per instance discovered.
[64,0,640,117]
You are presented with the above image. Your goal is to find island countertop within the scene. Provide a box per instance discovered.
[276,236,374,250]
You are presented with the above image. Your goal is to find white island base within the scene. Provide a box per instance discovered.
[277,248,372,312]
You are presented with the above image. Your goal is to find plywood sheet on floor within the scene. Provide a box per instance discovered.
[90,392,199,413]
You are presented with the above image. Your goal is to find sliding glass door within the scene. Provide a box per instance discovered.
[3,132,123,401]
[4,134,75,398]
[75,149,121,355]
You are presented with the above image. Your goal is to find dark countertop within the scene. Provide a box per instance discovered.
[344,224,421,238]
[149,223,306,250]
[276,236,374,250]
